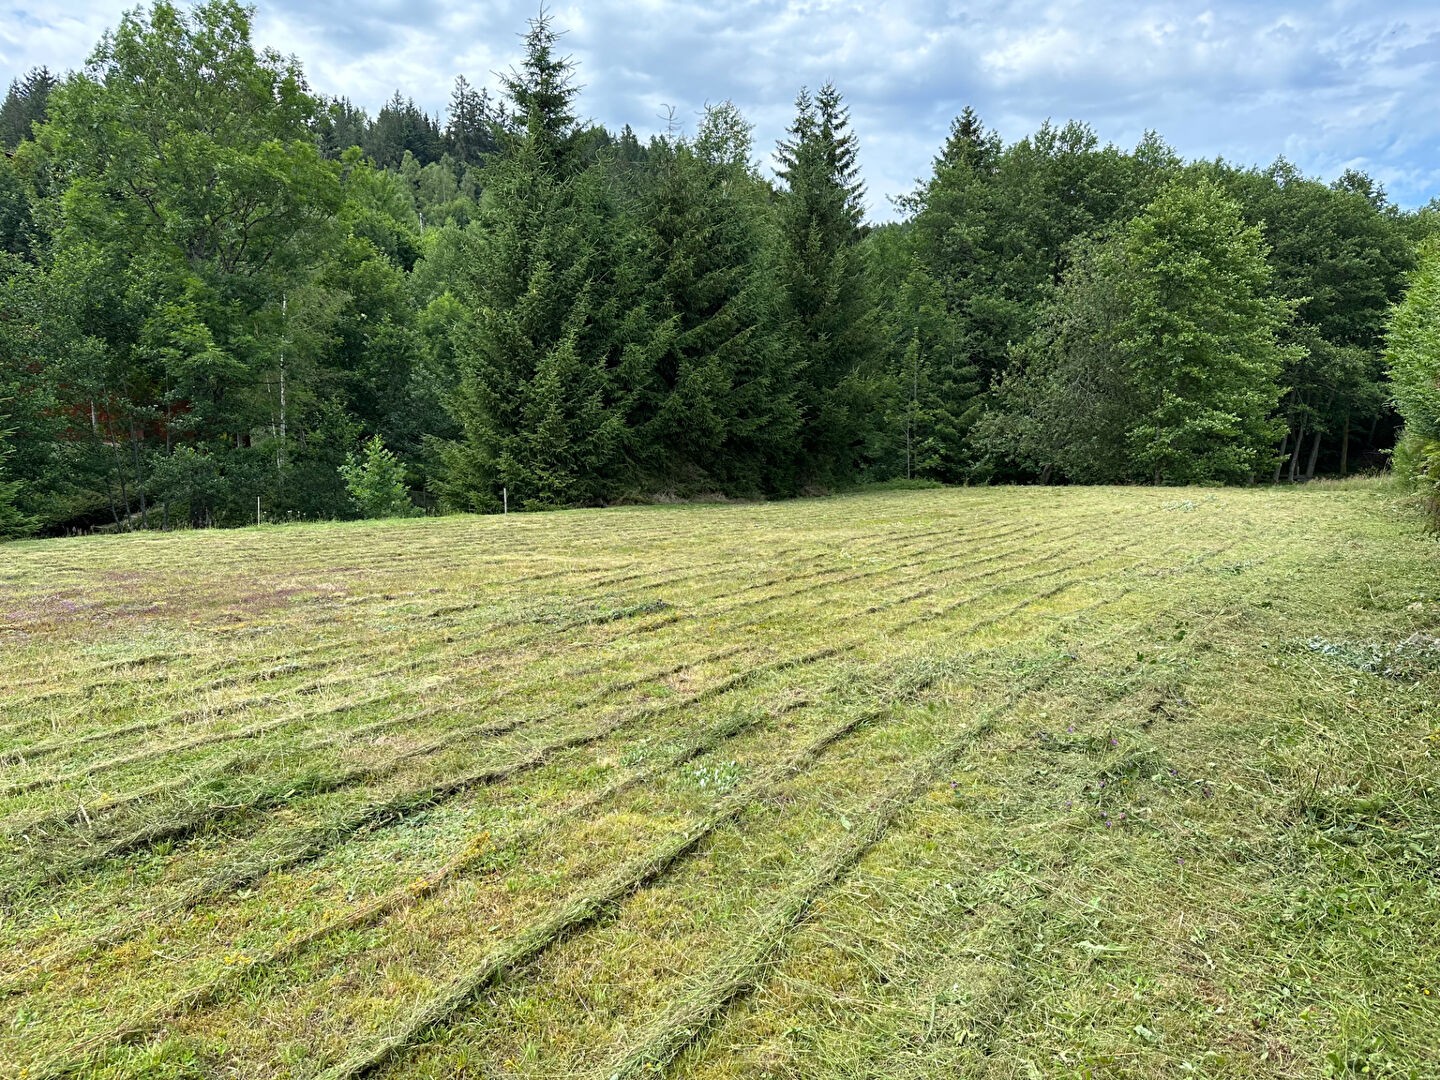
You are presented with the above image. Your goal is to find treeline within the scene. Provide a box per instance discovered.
[0,0,1433,537]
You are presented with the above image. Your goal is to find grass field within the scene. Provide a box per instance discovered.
[1,484,1437,1079]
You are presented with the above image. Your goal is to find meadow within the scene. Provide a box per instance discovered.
[1,484,1437,1078]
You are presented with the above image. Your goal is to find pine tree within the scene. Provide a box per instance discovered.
[775,83,883,482]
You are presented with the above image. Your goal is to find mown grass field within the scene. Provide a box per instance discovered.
[1,484,1437,1079]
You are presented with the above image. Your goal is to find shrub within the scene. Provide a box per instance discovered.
[340,436,421,519]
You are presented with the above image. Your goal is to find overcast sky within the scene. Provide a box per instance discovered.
[4,1,1439,219]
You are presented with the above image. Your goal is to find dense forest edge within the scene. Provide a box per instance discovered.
[3,0,1440,540]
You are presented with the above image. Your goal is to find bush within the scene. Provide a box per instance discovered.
[1385,237,1440,525]
[340,436,421,519]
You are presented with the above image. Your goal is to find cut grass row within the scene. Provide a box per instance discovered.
[8,538,1238,1077]
[5,486,1425,1078]
[1,510,1167,897]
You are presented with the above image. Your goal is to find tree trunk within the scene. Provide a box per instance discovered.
[1304,429,1322,481]
[1273,431,1290,485]
[1288,421,1306,483]
[1339,414,1350,476]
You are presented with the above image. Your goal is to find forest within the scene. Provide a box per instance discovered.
[4,0,1440,538]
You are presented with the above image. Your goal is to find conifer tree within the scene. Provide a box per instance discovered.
[864,225,982,481]
[636,115,799,494]
[775,83,883,482]
[445,76,497,166]
[0,67,57,150]
[437,12,662,510]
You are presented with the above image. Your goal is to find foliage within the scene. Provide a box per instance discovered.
[1386,237,1440,522]
[1,1,1425,531]
[776,83,885,482]
[340,434,420,518]
[0,430,33,539]
[0,67,56,151]
[981,180,1291,484]
[864,224,982,482]
[634,130,799,495]
[1214,160,1414,479]
[437,12,664,511]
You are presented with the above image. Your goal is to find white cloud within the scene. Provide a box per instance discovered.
[4,0,1440,215]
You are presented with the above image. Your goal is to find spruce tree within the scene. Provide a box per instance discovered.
[445,76,497,166]
[0,67,57,150]
[775,83,882,483]
[437,12,661,510]
[636,117,799,495]
[864,225,982,481]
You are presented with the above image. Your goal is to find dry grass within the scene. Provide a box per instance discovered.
[0,483,1436,1078]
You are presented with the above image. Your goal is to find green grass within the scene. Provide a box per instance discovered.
[1,483,1436,1079]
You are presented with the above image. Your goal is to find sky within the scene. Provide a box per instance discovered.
[4,0,1440,220]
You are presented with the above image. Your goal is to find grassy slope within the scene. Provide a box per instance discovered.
[0,484,1435,1079]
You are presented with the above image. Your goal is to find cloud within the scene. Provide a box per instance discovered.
[3,0,1440,216]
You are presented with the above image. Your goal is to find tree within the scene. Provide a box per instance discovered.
[0,67,57,151]
[1214,160,1412,479]
[446,76,499,166]
[0,432,33,540]
[0,251,107,529]
[341,435,420,518]
[634,120,799,495]
[981,180,1291,484]
[497,13,579,166]
[908,111,1179,411]
[436,11,662,510]
[1386,238,1440,521]
[36,0,345,527]
[1120,181,1291,483]
[775,83,883,482]
[314,97,369,160]
[863,225,982,482]
[364,92,444,167]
